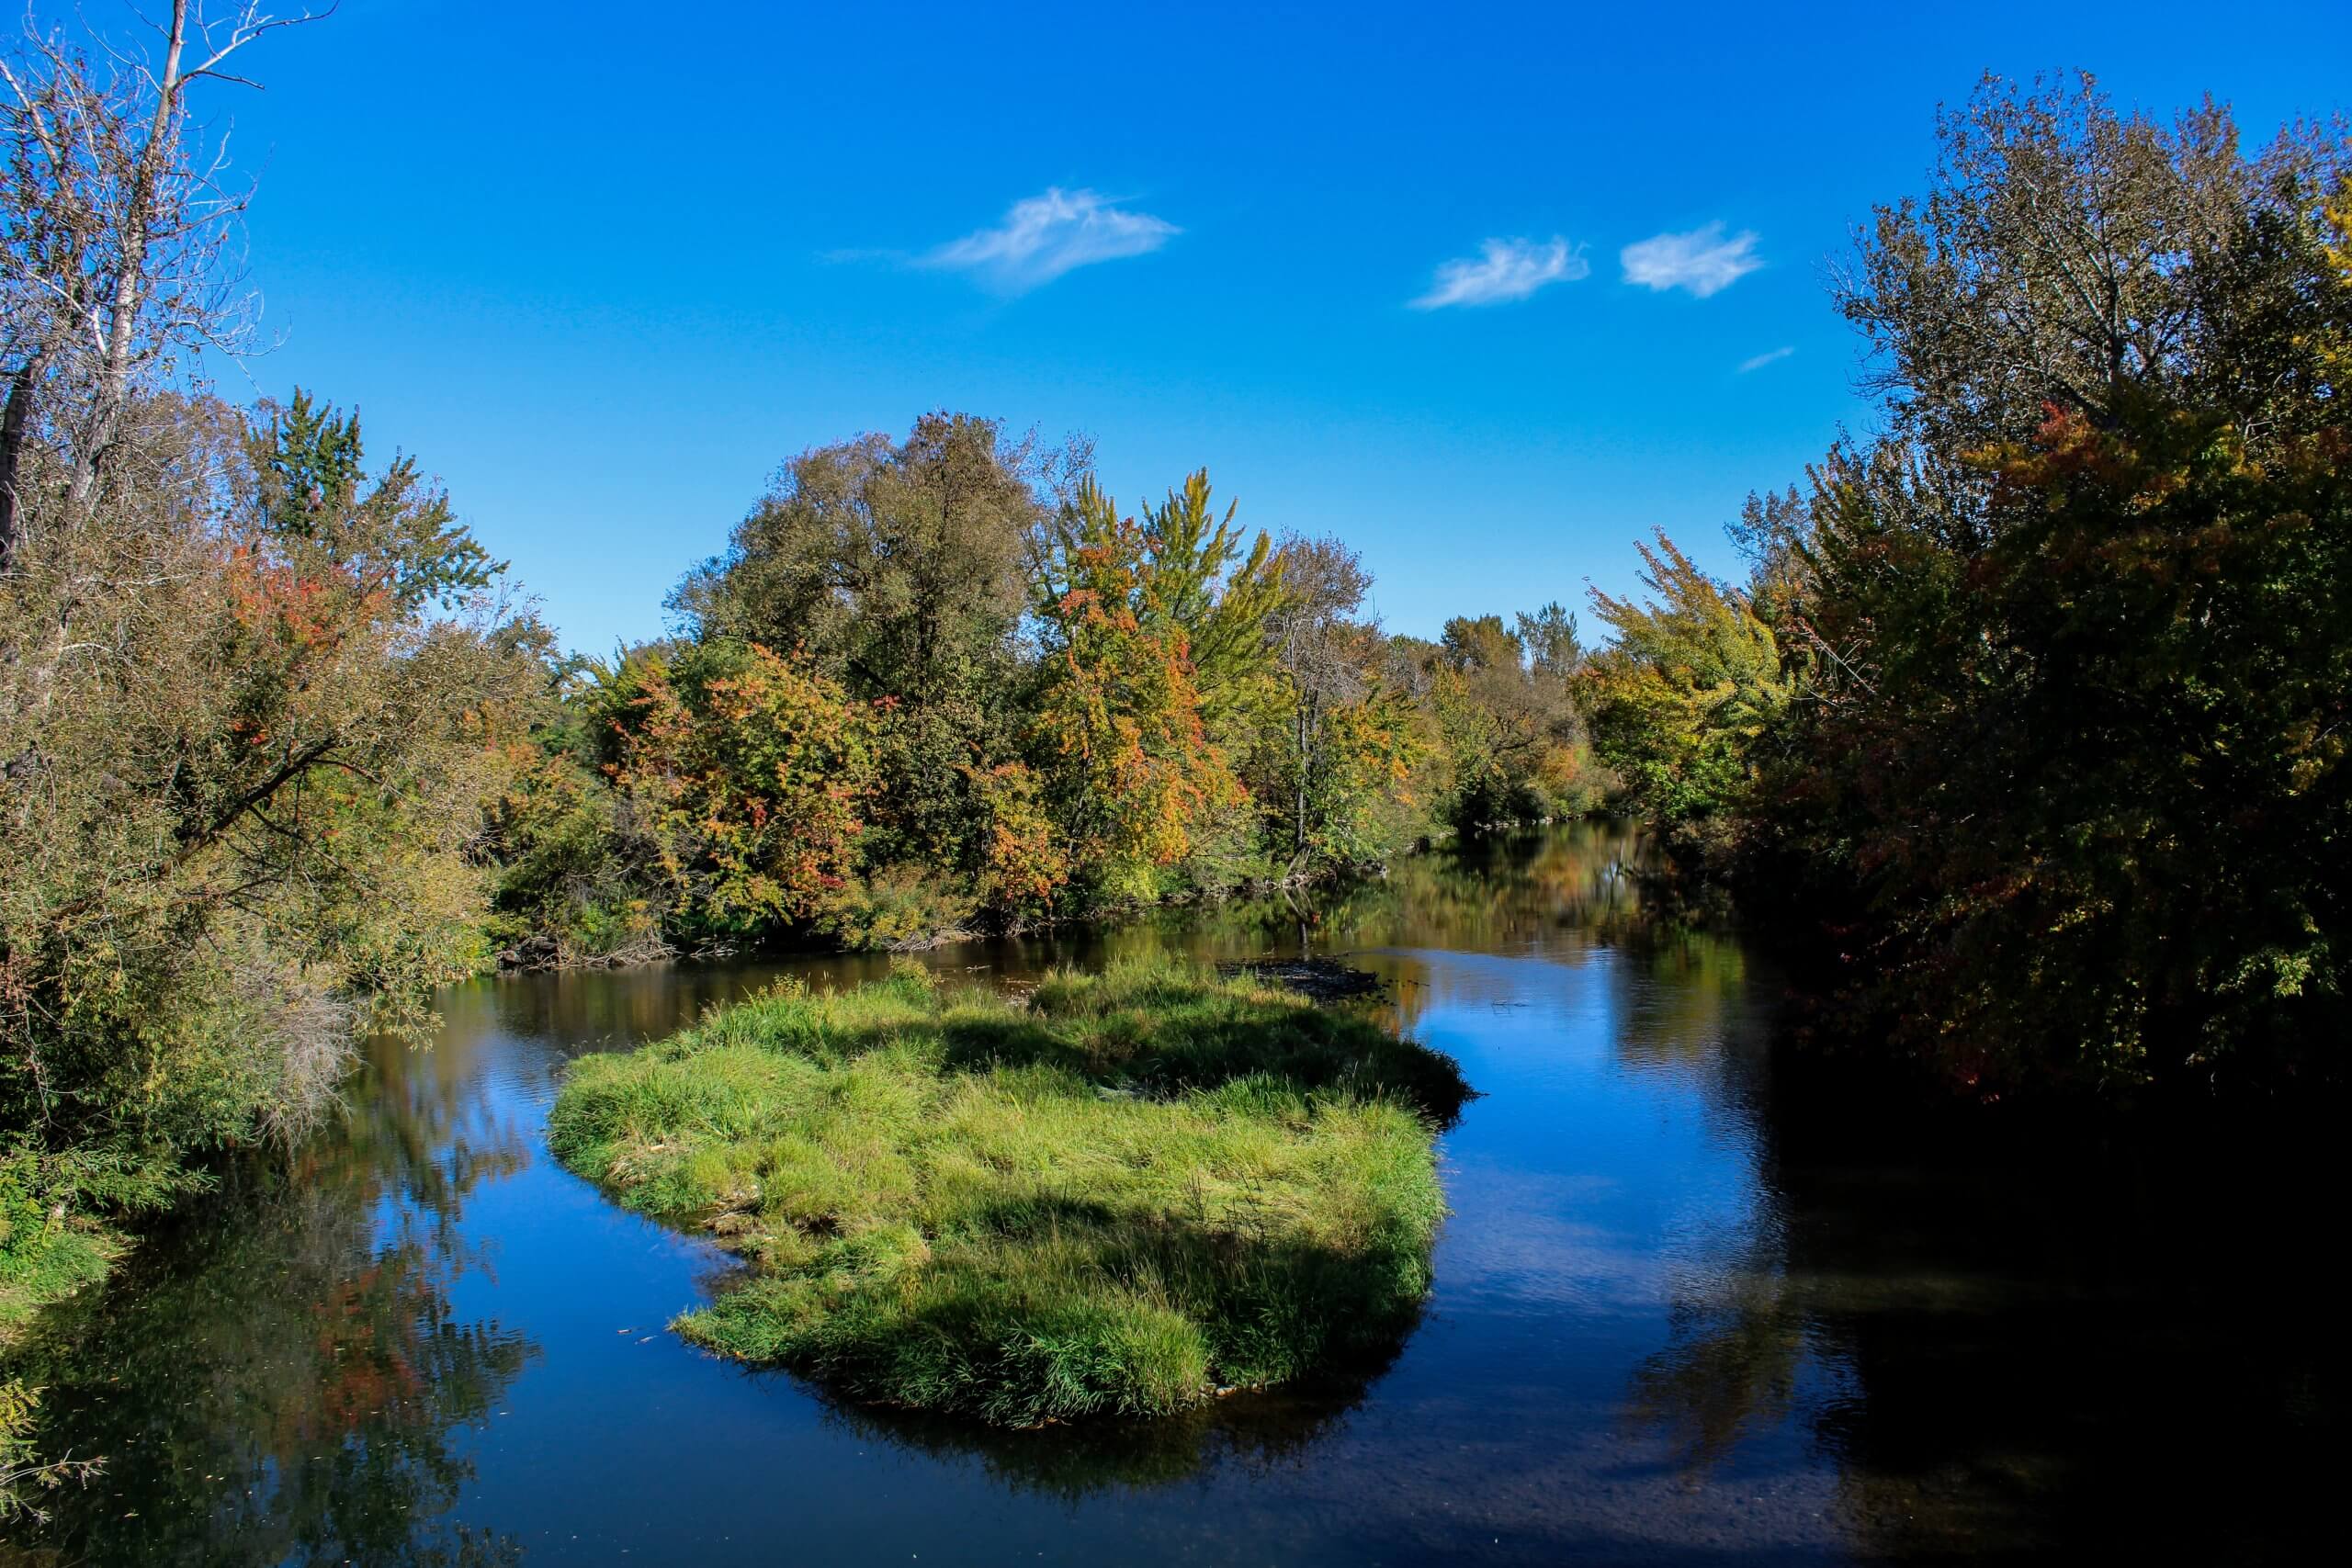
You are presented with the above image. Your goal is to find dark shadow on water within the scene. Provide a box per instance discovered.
[798,1333,1410,1504]
[1618,1041,2352,1564]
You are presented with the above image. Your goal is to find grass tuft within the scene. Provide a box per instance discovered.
[549,959,1468,1426]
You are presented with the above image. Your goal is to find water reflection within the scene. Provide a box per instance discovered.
[6,1031,540,1566]
[815,1361,1396,1503]
[3,823,2340,1564]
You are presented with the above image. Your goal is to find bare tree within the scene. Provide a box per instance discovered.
[0,1,329,566]
[1267,534,1373,876]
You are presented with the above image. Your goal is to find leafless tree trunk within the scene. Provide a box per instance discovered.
[1,2,328,560]
[1268,535,1372,882]
[0,358,38,563]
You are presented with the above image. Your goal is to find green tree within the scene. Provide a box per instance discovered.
[1578,531,1788,835]
[254,389,499,613]
[1026,478,1250,900]
[1134,469,1286,731]
[671,413,1065,873]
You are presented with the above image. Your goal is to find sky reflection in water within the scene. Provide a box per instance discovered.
[10,826,2337,1565]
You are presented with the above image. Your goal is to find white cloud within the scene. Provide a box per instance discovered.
[1738,345,1794,373]
[924,187,1177,292]
[1620,221,1763,298]
[1412,236,1589,310]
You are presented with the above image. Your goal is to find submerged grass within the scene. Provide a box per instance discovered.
[549,959,1470,1426]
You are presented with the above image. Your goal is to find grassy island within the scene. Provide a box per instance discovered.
[548,962,1469,1425]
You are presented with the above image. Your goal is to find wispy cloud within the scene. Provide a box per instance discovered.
[1738,345,1794,373]
[923,187,1177,292]
[1621,221,1762,298]
[1412,236,1589,310]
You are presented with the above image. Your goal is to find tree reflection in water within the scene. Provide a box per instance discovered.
[3,822,2336,1565]
[8,1029,538,1567]
[1610,957,2347,1563]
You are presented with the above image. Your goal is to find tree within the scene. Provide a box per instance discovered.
[1,4,329,567]
[1133,469,1285,731]
[253,389,501,612]
[605,640,879,939]
[1258,536,1424,874]
[2,394,539,1158]
[1838,71,2344,474]
[672,413,1043,701]
[1697,77,2352,1094]
[1026,478,1249,899]
[671,412,1074,869]
[1515,602,1581,680]
[1578,531,1788,835]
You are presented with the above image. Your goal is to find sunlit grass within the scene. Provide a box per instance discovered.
[549,959,1468,1425]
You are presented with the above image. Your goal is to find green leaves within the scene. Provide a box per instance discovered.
[254,388,500,614]
[1578,531,1787,827]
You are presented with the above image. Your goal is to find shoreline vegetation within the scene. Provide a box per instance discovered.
[490,852,1440,973]
[1572,82,2351,1100]
[1,0,2346,1517]
[548,961,1470,1425]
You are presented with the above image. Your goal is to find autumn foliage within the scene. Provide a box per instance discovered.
[1579,76,2352,1096]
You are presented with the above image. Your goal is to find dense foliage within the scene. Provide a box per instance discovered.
[548,962,1469,1424]
[486,425,1606,966]
[8,0,2341,1507]
[1581,73,2352,1097]
[0,8,556,1514]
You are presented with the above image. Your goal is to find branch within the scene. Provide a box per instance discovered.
[181,2,338,89]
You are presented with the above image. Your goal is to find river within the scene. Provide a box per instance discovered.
[6,825,2337,1564]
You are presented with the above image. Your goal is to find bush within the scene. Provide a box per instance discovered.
[817,865,978,951]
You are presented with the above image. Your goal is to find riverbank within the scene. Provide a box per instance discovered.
[2,1176,121,1520]
[489,850,1430,975]
[548,960,1470,1425]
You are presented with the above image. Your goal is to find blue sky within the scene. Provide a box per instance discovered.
[143,0,2352,653]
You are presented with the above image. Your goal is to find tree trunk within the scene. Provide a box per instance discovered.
[1294,703,1309,867]
[68,2,191,515]
[0,358,40,570]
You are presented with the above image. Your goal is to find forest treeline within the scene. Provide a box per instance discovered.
[1580,80,2351,1100]
[0,9,1593,1505]
[480,423,1599,966]
[1,0,2347,1515]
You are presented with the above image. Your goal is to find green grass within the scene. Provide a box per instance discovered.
[549,959,1470,1426]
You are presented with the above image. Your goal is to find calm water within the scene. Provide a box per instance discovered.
[6,826,2339,1565]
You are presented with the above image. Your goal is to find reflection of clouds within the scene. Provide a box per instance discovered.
[1436,1161,1668,1314]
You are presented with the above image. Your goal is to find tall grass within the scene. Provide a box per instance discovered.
[549,959,1469,1426]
